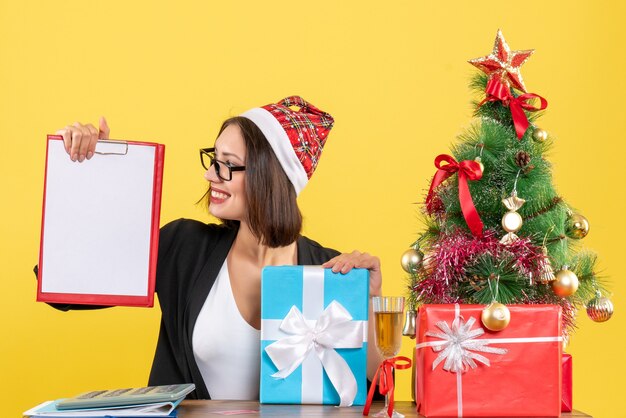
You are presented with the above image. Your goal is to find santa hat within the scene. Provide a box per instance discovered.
[241,96,334,195]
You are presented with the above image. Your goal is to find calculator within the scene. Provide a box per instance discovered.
[55,383,196,410]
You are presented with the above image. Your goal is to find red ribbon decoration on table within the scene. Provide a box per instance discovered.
[363,356,412,417]
[480,77,548,140]
[425,154,484,237]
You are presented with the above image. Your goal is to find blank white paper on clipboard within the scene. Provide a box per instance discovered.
[37,136,165,307]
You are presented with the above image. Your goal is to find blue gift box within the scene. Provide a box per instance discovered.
[260,266,369,406]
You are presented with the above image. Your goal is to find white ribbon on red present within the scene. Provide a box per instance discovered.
[423,315,508,373]
[416,304,563,417]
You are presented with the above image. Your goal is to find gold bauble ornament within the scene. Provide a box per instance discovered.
[502,211,523,233]
[401,248,424,273]
[481,302,511,331]
[532,128,548,142]
[565,213,590,239]
[586,291,614,322]
[551,267,579,297]
[474,156,485,174]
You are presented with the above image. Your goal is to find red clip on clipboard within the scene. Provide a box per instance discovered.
[37,135,165,307]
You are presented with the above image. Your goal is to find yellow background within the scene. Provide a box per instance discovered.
[1,1,624,417]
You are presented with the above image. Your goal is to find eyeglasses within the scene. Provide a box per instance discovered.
[199,148,246,181]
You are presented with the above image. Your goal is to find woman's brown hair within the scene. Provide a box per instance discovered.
[202,116,302,247]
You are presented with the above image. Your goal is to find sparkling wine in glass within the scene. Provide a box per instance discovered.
[374,311,404,358]
[372,296,405,418]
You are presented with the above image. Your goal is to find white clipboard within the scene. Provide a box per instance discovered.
[37,135,165,307]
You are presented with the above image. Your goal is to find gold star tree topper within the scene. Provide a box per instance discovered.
[469,29,534,93]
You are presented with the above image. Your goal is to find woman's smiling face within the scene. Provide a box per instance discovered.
[204,123,248,222]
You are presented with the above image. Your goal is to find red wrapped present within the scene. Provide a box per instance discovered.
[562,353,573,412]
[415,304,562,417]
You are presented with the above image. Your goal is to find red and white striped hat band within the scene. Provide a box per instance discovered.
[241,96,334,195]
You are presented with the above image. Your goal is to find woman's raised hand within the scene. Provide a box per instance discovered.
[55,116,110,162]
[322,251,383,297]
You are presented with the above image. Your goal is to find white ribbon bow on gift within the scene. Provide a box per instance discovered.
[425,316,507,373]
[264,300,364,407]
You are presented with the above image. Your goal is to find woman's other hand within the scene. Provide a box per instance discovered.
[324,251,385,379]
[322,251,382,297]
[55,116,110,162]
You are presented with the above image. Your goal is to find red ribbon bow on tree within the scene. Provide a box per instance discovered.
[481,77,548,140]
[363,356,411,417]
[425,154,484,237]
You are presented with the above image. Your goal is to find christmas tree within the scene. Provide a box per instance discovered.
[403,30,614,338]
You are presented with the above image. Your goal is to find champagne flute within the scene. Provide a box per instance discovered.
[372,296,405,418]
